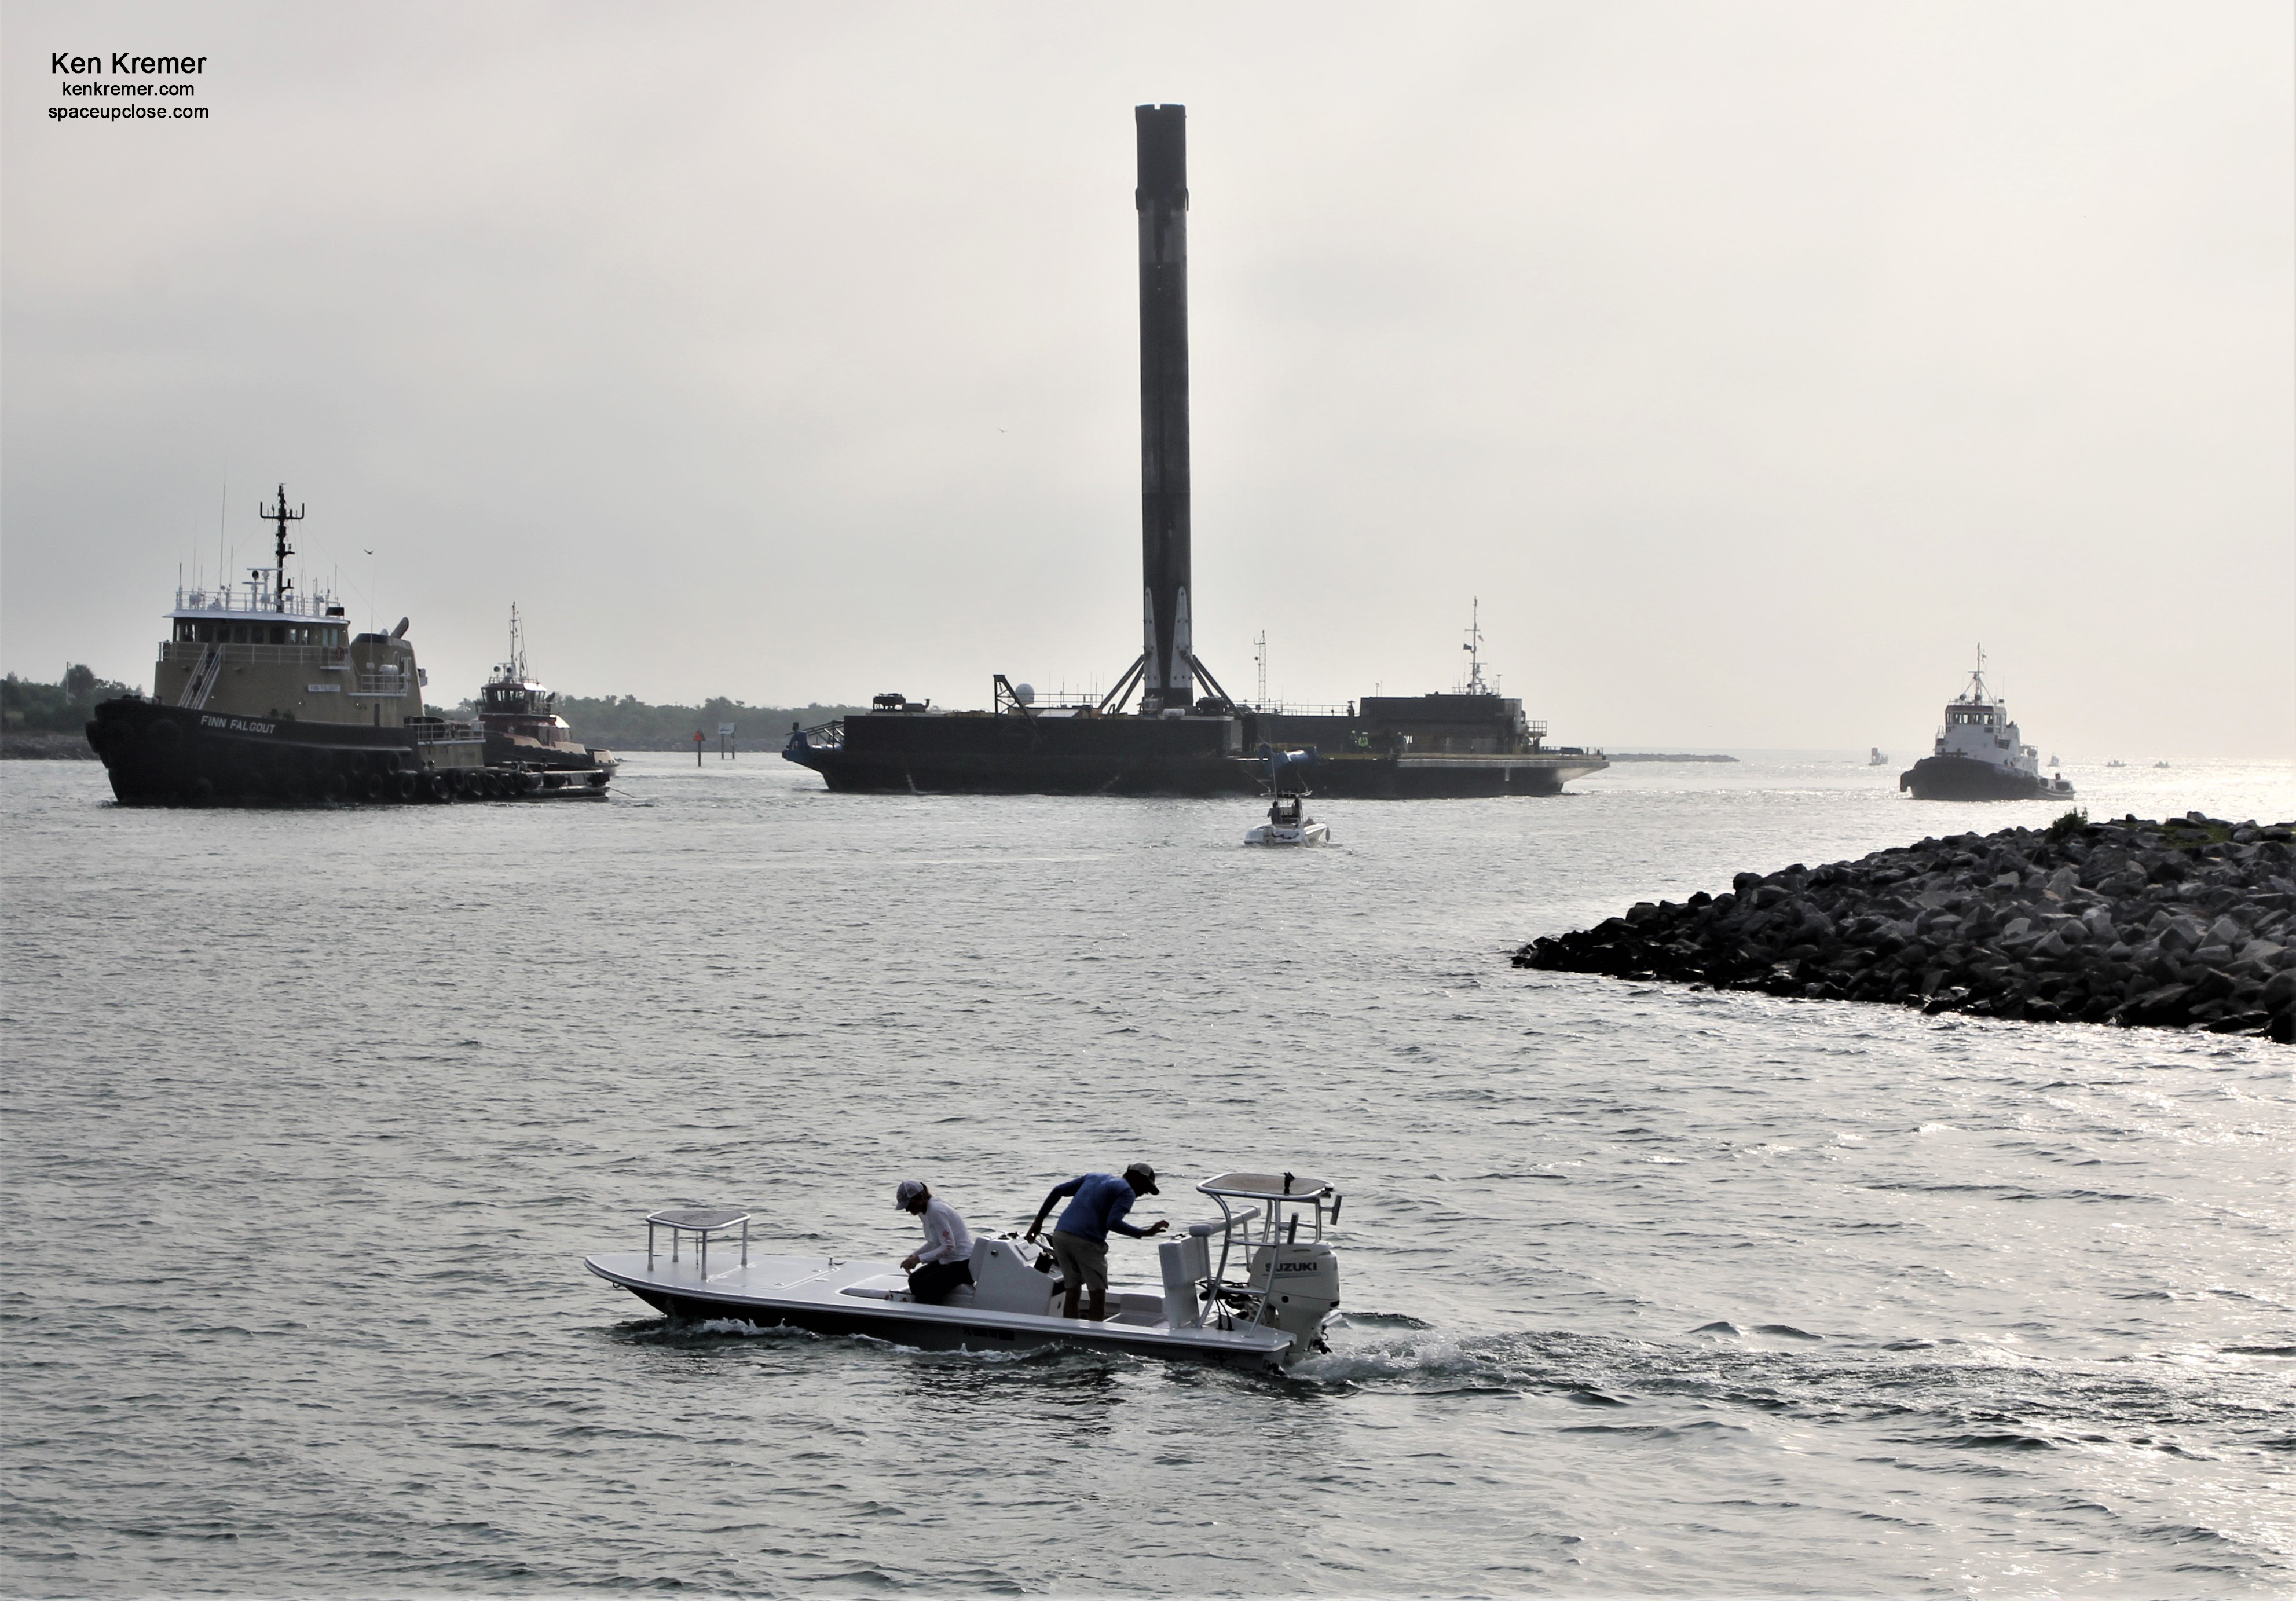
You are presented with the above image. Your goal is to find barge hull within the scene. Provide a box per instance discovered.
[789,715,1608,797]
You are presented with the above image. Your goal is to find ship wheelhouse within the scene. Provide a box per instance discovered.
[1929,658,2037,778]
[481,680,554,717]
[477,676,573,746]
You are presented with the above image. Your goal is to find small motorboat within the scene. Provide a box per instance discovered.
[585,1171,1345,1371]
[1247,793,1330,847]
[2107,760,2125,768]
[1867,746,1889,766]
[1245,744,1330,845]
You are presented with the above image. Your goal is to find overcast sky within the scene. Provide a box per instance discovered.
[4,1,2290,753]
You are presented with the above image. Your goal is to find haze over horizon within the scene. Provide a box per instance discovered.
[4,2,2290,757]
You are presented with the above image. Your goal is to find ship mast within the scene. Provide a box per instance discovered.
[1462,598,1488,695]
[257,483,304,613]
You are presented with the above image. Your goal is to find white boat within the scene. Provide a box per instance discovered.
[1245,743,1330,845]
[1867,746,1889,766]
[1247,793,1330,847]
[585,1171,1345,1371]
[1898,649,2074,802]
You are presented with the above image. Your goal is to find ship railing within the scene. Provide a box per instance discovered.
[160,642,353,669]
[791,718,844,750]
[408,717,481,745]
[1246,701,1354,717]
[356,671,411,697]
[173,585,346,618]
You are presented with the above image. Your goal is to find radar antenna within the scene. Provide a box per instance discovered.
[257,483,304,613]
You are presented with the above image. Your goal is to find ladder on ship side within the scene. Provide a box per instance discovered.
[177,645,224,710]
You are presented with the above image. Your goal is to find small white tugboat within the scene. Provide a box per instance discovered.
[1868,746,1889,767]
[1899,650,2075,803]
[585,1171,1345,1371]
[1244,745,1330,846]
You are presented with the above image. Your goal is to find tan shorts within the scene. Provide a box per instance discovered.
[1049,1230,1108,1298]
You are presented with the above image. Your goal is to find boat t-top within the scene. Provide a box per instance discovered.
[1245,744,1330,846]
[584,1171,1345,1371]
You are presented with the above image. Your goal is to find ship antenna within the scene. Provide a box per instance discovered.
[1462,597,1487,694]
[257,483,304,613]
[508,603,527,680]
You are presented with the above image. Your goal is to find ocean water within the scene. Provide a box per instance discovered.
[2,752,2290,1598]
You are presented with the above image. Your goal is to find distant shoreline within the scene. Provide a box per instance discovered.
[1,732,96,760]
[1603,752,1740,763]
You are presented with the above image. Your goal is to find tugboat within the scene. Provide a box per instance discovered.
[85,488,609,805]
[1868,746,1889,766]
[474,607,618,783]
[1898,650,2075,802]
[1244,745,1330,845]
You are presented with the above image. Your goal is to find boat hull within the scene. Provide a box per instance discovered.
[1246,822,1331,845]
[1899,754,2075,802]
[85,697,611,806]
[787,719,1609,798]
[479,729,620,776]
[585,1250,1298,1369]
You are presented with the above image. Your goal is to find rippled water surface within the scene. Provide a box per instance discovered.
[4,753,2291,1598]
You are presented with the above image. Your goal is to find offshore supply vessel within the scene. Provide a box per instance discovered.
[785,105,1604,800]
[86,489,612,804]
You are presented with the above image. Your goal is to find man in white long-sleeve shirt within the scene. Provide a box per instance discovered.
[895,1179,974,1305]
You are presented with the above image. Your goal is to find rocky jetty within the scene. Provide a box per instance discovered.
[1514,814,2293,1042]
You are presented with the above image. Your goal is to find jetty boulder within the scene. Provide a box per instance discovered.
[1513,814,2294,1042]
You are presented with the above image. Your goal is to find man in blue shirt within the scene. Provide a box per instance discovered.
[1025,1162,1169,1321]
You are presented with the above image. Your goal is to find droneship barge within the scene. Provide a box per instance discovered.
[783,105,1604,801]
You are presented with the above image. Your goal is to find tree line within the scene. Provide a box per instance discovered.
[2,666,140,732]
[3,665,866,753]
[449,693,872,751]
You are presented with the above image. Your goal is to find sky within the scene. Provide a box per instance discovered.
[3,1,2290,754]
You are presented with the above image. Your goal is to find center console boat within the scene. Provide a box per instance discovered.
[584,1171,1344,1371]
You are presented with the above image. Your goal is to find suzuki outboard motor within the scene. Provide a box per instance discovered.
[1248,1240,1340,1353]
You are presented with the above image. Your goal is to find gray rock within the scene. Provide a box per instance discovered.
[1515,812,2294,1042]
